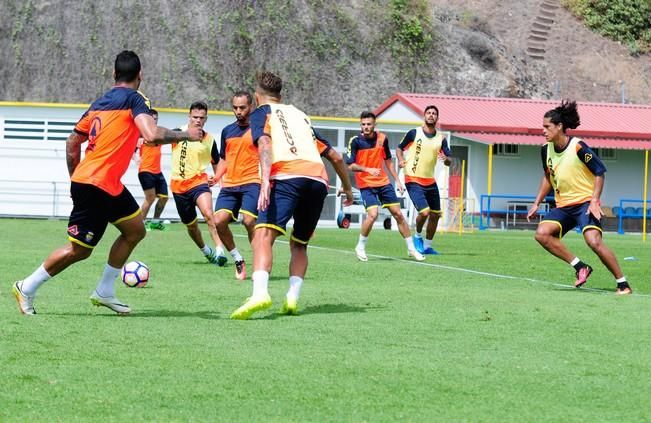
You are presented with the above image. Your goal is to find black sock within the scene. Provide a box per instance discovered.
[572,261,586,271]
[617,281,630,289]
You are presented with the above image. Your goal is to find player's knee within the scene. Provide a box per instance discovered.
[157,197,168,207]
[290,239,307,252]
[584,234,602,251]
[534,229,549,245]
[69,244,93,261]
[419,210,429,218]
[127,226,147,243]
[367,209,379,220]
[242,215,256,230]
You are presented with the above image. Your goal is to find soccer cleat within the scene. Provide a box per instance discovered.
[421,247,439,255]
[574,265,593,288]
[217,254,228,267]
[150,222,167,231]
[413,235,424,253]
[13,281,36,315]
[408,249,426,262]
[281,296,298,315]
[234,260,247,281]
[230,294,272,320]
[205,248,219,264]
[615,287,633,296]
[90,291,131,315]
[355,246,368,262]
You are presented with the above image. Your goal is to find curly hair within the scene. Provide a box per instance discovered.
[544,100,581,131]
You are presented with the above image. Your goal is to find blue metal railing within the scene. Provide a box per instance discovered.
[616,199,651,234]
[479,194,554,230]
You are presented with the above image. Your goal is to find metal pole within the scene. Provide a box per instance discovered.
[643,150,649,241]
[620,81,626,104]
[458,159,466,235]
[52,181,57,217]
[487,144,493,195]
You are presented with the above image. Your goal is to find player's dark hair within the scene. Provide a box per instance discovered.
[114,50,141,83]
[189,101,208,113]
[544,100,580,131]
[150,109,158,117]
[233,91,253,104]
[360,111,376,120]
[424,105,439,116]
[256,71,282,98]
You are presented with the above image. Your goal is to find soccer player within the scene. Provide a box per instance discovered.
[230,71,354,320]
[213,91,259,280]
[170,101,227,266]
[526,100,632,295]
[12,50,203,315]
[137,109,169,231]
[347,111,425,262]
[396,105,452,255]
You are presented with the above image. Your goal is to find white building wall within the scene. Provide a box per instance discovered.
[2,103,648,226]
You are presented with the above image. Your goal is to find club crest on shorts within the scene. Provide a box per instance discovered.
[584,153,592,163]
[68,225,79,236]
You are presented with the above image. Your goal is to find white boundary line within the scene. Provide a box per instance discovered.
[243,235,647,298]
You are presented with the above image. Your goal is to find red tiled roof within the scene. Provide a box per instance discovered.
[375,94,651,146]
[454,132,651,150]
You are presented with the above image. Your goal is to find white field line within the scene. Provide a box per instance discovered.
[236,234,648,298]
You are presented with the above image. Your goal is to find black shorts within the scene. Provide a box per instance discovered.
[173,184,212,225]
[541,201,602,237]
[255,178,328,244]
[138,172,168,197]
[67,182,141,248]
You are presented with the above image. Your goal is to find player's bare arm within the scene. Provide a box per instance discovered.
[325,149,354,206]
[527,175,553,222]
[211,160,228,187]
[395,148,406,168]
[349,163,380,176]
[257,134,273,211]
[588,175,605,220]
[65,131,87,176]
[134,113,202,145]
[384,158,404,193]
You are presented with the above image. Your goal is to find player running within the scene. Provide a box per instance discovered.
[212,91,259,280]
[136,109,169,231]
[347,111,425,262]
[170,101,228,266]
[396,105,452,255]
[527,100,632,295]
[12,50,203,315]
[230,71,353,319]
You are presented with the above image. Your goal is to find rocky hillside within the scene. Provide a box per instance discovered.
[0,0,649,116]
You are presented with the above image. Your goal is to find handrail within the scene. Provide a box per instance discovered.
[479,194,554,230]
[616,198,651,234]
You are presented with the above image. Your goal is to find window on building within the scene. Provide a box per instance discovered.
[492,143,519,156]
[592,148,617,161]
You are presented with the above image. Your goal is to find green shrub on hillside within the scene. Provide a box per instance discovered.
[562,0,651,55]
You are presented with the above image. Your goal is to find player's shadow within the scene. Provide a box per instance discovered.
[301,303,384,315]
[260,303,385,320]
[50,310,221,319]
[125,309,221,319]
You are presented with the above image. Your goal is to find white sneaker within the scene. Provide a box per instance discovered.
[13,281,36,315]
[408,249,425,262]
[90,291,131,315]
[355,246,368,262]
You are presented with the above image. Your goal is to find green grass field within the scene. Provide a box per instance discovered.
[2,218,651,422]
